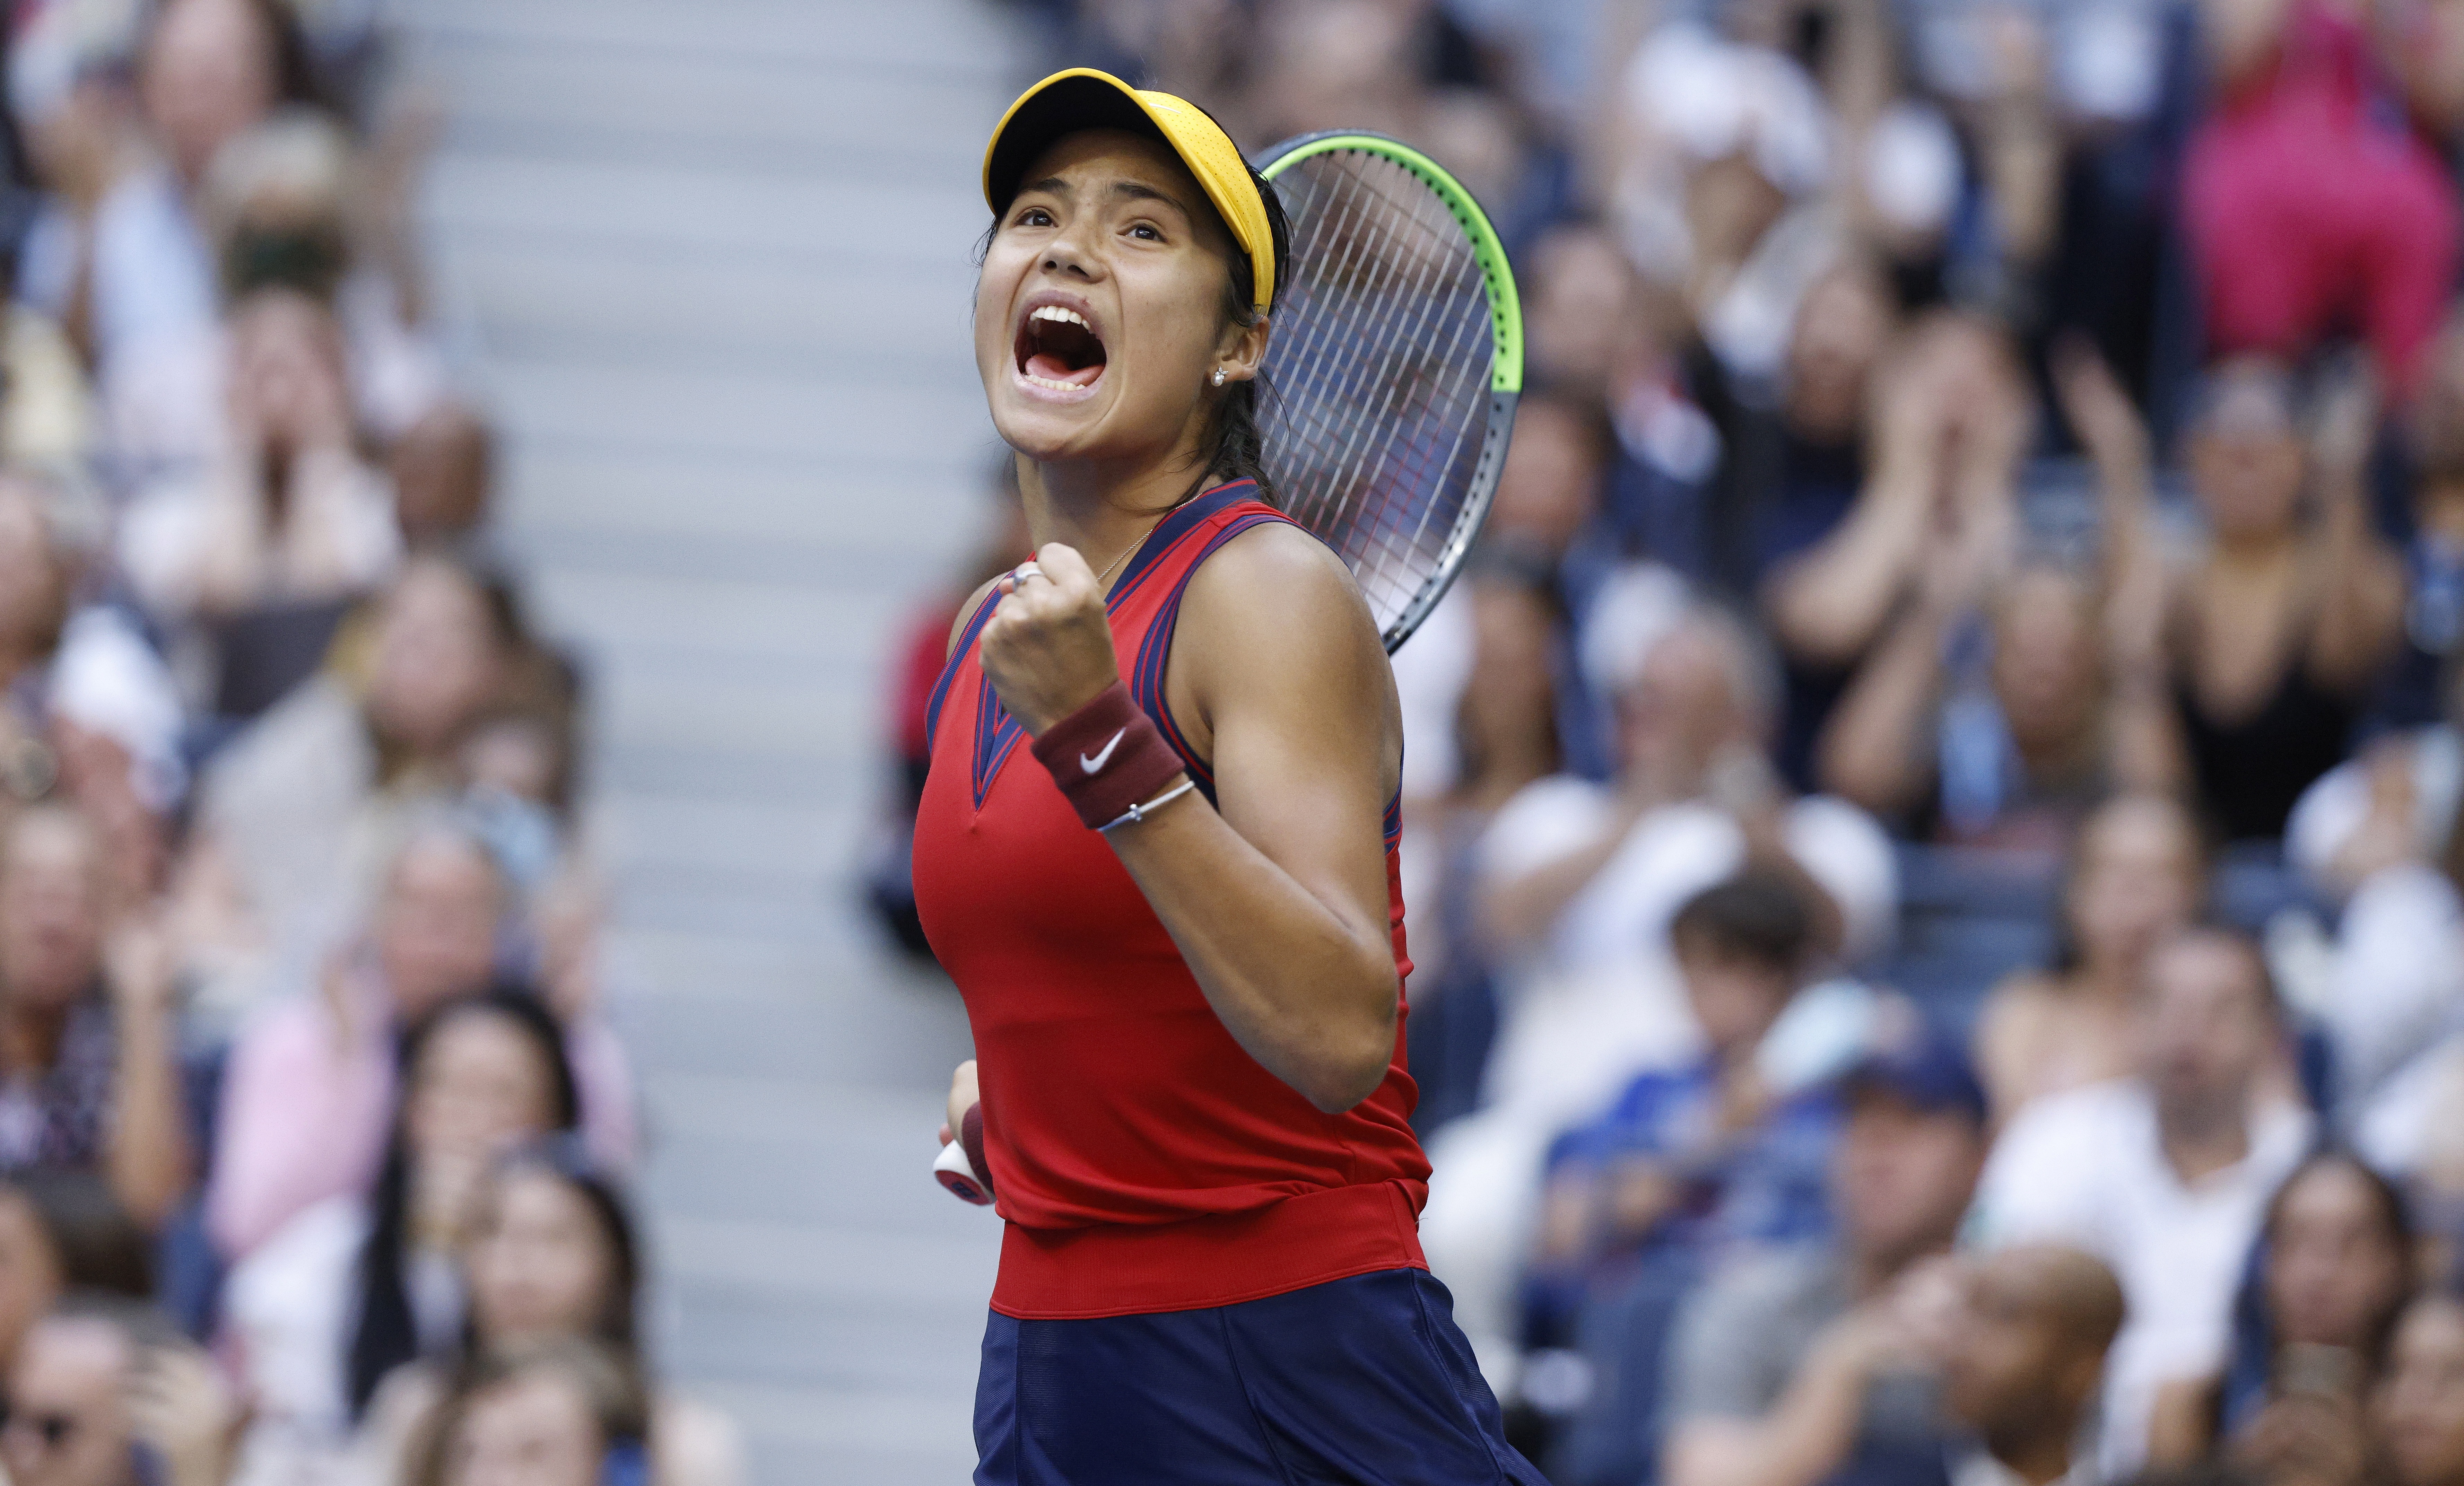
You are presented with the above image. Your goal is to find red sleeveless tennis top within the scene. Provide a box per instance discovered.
[910,481,1431,1320]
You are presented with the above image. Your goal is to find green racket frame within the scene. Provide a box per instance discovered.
[1257,131,1524,653]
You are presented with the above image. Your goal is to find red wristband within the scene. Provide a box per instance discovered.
[1030,681,1184,829]
[960,1103,992,1198]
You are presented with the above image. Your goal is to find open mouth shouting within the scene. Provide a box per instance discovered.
[1014,295,1109,401]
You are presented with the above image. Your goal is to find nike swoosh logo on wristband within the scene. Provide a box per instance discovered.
[1080,729,1126,775]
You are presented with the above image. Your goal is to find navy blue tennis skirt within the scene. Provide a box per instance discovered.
[973,1267,1547,1485]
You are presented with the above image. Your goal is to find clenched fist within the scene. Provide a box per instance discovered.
[978,542,1121,735]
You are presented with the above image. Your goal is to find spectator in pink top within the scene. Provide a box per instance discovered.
[2183,0,2462,395]
[205,820,634,1264]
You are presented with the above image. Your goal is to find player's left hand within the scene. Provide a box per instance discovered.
[978,542,1121,735]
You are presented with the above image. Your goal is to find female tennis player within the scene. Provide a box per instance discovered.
[909,70,1544,1484]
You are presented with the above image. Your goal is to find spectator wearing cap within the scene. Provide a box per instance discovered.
[0,477,189,832]
[1659,1032,1992,1486]
[1969,925,2312,1474]
[206,822,634,1266]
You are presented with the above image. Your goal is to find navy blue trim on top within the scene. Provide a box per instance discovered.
[946,482,1265,808]
[1129,508,1290,805]
[924,588,1003,751]
[1109,481,1257,603]
[1123,500,1410,844]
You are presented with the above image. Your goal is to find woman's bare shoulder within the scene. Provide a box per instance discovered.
[1179,518,1380,652]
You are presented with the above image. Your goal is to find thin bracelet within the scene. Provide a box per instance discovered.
[1097,777,1199,833]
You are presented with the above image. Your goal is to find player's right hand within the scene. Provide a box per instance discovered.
[977,543,1119,735]
[941,1059,981,1146]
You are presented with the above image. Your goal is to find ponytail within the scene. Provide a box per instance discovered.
[1199,150,1291,507]
[1211,379,1272,498]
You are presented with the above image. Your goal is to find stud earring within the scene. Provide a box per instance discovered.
[1211,367,1226,387]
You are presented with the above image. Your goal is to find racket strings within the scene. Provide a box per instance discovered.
[1292,180,1488,560]
[1278,180,1480,579]
[1262,148,1497,633]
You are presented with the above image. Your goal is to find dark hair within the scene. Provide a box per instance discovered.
[5,1172,154,1299]
[1196,151,1292,504]
[2215,1150,2416,1427]
[1669,872,1815,975]
[464,1138,642,1365]
[2261,1152,2414,1358]
[347,987,581,1421]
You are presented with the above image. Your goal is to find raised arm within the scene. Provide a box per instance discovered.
[1818,324,2023,818]
[1474,797,1643,956]
[101,917,191,1231]
[1760,338,1945,665]
[1665,1306,1903,1486]
[2054,337,2183,795]
[1814,562,1961,820]
[975,529,1402,1113]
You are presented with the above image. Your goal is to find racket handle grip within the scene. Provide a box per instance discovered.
[935,1139,993,1205]
[936,1102,994,1206]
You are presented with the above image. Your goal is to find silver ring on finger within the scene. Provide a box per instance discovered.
[1011,560,1046,586]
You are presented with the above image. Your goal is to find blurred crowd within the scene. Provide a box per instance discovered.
[865,0,2464,1481]
[0,1,744,1484]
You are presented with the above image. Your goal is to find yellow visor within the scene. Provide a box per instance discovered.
[982,68,1275,313]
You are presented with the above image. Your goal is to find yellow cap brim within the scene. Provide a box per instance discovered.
[982,68,1273,313]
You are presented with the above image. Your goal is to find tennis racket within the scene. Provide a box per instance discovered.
[933,135,1523,1205]
[1254,131,1523,654]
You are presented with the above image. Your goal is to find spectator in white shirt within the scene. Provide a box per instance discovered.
[1421,602,1896,1382]
[2283,738,2464,1171]
[1472,601,1898,1123]
[1969,925,2313,1476]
